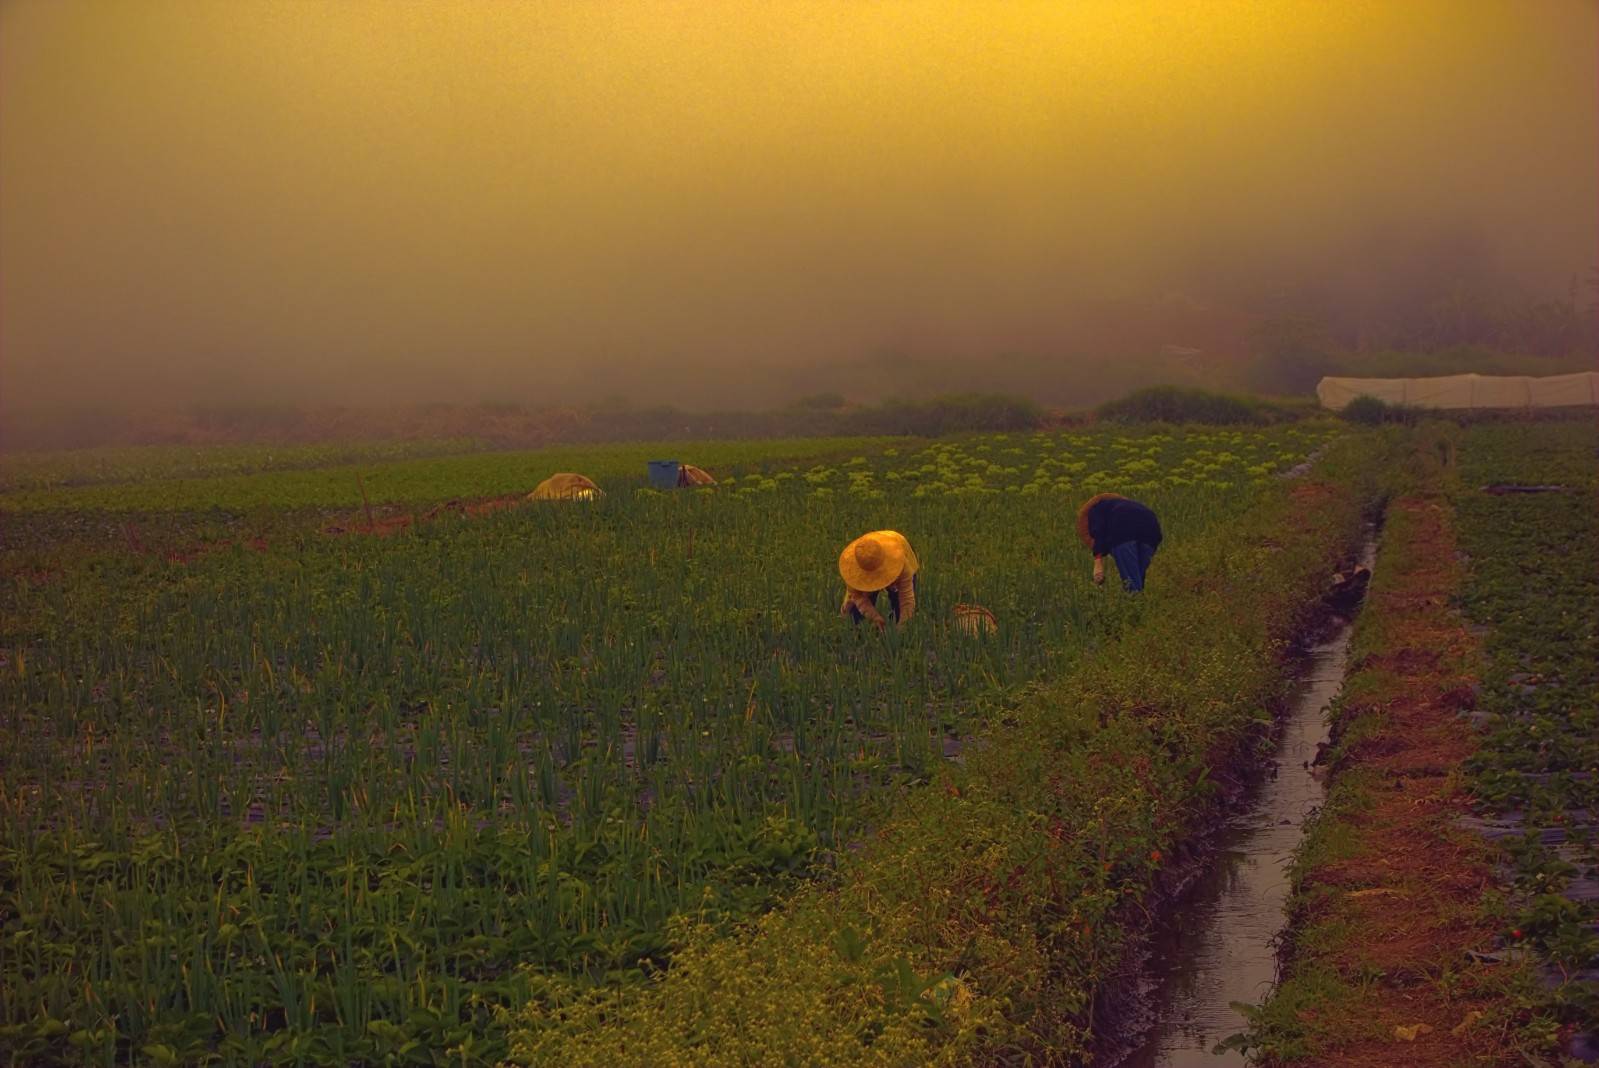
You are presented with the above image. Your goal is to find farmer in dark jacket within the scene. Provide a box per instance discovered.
[1077,493,1163,592]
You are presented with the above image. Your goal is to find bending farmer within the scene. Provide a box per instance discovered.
[839,530,920,630]
[1077,494,1163,592]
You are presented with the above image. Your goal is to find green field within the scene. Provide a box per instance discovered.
[0,440,484,495]
[1457,423,1599,971]
[0,437,904,513]
[0,423,1344,1064]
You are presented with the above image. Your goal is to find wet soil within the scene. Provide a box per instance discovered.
[1104,535,1374,1068]
[1119,630,1354,1066]
[1086,519,1375,1066]
[1267,497,1528,1067]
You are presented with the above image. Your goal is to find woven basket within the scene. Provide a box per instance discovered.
[952,603,998,636]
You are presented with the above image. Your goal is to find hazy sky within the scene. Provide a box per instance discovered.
[2,0,1595,411]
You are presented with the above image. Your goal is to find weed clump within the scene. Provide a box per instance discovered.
[1096,386,1304,426]
[1339,395,1419,426]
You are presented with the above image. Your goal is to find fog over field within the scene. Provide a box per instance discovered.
[2,0,1594,419]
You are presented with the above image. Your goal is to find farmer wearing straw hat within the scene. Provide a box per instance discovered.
[838,530,920,630]
[1077,493,1162,593]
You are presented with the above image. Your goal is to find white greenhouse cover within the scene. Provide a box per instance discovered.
[1316,372,1599,411]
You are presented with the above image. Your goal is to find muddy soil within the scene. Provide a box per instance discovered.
[1094,539,1375,1066]
[1266,496,1530,1068]
[1117,629,1354,1066]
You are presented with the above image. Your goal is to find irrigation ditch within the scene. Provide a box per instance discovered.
[1096,529,1379,1066]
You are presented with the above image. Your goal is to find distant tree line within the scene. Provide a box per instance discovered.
[582,392,1045,441]
[1244,254,1598,394]
[1096,386,1312,426]
[0,394,1048,451]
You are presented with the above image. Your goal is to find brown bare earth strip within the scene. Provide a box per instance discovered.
[1276,497,1524,1067]
[322,494,527,537]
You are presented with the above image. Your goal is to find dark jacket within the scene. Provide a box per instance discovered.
[1087,497,1163,557]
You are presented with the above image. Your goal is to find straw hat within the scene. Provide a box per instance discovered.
[838,532,906,591]
[1075,492,1124,548]
[528,473,603,501]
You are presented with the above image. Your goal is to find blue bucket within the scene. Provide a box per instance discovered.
[647,460,681,489]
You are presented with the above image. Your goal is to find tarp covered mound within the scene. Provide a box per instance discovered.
[1317,372,1599,411]
[527,473,603,501]
[677,463,717,487]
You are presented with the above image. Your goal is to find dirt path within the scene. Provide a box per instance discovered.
[1264,495,1531,1066]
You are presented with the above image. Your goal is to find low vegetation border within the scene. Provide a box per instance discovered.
[504,439,1376,1064]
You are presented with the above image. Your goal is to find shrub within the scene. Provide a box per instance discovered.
[1340,395,1389,425]
[1340,395,1419,426]
[1097,386,1272,425]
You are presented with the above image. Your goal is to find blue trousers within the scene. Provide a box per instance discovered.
[1109,541,1157,592]
[847,574,918,623]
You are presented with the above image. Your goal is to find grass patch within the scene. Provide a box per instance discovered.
[1338,395,1421,426]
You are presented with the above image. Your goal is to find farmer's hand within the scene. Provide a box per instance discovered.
[873,616,887,633]
[1093,556,1105,586]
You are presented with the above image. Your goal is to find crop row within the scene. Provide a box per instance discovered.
[1455,422,1599,986]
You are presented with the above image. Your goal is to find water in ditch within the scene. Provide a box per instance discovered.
[1114,551,1371,1067]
